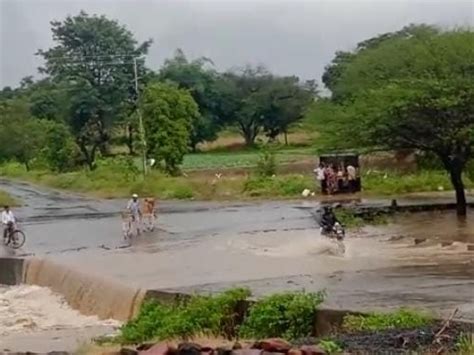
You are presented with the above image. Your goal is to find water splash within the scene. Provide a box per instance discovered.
[0,285,120,336]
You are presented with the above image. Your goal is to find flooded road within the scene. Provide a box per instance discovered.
[0,178,473,347]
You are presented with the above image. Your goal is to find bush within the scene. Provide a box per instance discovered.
[342,309,433,332]
[42,123,78,172]
[119,288,251,344]
[244,175,312,197]
[239,291,325,340]
[255,149,277,177]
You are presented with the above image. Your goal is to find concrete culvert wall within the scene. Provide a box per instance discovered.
[0,257,24,285]
[22,258,146,321]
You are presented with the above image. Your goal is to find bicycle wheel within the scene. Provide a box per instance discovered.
[9,230,26,249]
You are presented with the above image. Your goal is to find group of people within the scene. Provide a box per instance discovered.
[314,162,358,194]
[124,194,157,234]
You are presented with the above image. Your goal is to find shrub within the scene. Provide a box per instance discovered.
[255,149,277,177]
[243,175,312,198]
[342,309,433,332]
[239,291,325,340]
[318,340,343,354]
[119,288,251,344]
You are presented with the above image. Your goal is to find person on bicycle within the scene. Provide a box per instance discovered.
[1,205,15,241]
[127,194,142,222]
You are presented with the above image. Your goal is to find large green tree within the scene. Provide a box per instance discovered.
[159,49,224,150]
[0,99,47,170]
[318,28,474,216]
[220,66,314,146]
[322,24,439,100]
[38,11,152,169]
[141,83,199,175]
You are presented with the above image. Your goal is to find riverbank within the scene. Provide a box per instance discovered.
[1,161,472,201]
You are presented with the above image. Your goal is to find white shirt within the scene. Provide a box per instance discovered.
[314,167,325,181]
[1,210,15,225]
[347,165,356,180]
[127,199,141,216]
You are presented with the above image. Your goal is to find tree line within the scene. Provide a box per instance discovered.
[0,12,472,215]
[0,11,316,174]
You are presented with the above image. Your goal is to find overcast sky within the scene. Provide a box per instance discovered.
[0,0,472,87]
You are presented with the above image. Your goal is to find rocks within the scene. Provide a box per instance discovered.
[129,339,325,355]
[414,238,427,245]
[300,345,326,355]
[139,342,177,355]
[467,244,474,251]
[253,338,291,353]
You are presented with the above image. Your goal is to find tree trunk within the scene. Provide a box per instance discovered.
[448,165,467,216]
[126,124,134,155]
[78,141,97,171]
[284,131,288,146]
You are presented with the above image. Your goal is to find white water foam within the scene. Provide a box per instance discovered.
[0,285,120,336]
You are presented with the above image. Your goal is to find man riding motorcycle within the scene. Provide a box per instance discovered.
[319,205,345,241]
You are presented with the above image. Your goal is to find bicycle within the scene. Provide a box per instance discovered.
[3,222,26,249]
[122,212,141,240]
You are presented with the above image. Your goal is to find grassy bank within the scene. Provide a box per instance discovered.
[0,190,18,206]
[0,160,471,201]
[93,288,471,355]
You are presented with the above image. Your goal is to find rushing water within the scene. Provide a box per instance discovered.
[0,285,120,337]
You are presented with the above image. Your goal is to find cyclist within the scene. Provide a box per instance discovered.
[1,205,16,242]
[126,194,142,233]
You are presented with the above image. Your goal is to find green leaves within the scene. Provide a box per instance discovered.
[239,291,325,340]
[141,83,200,175]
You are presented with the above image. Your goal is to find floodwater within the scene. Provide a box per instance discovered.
[0,179,473,351]
[0,285,119,352]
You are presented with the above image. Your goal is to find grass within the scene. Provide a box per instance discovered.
[335,208,389,228]
[182,148,314,171]
[342,309,433,332]
[115,289,325,345]
[362,170,473,195]
[456,332,474,354]
[1,158,472,201]
[0,190,18,207]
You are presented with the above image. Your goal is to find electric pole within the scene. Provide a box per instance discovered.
[133,57,147,176]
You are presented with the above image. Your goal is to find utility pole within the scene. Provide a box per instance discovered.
[133,57,147,176]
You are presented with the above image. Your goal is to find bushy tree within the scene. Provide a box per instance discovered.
[42,123,78,172]
[317,28,474,216]
[0,99,47,170]
[220,66,315,146]
[141,83,199,175]
[38,11,152,169]
[159,49,224,150]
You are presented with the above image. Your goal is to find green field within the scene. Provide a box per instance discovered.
[182,148,314,170]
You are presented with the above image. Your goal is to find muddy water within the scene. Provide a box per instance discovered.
[53,210,473,321]
[0,285,119,351]
[23,258,145,321]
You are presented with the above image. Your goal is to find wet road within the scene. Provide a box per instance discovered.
[1,179,473,322]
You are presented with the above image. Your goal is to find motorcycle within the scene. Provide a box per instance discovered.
[320,222,345,240]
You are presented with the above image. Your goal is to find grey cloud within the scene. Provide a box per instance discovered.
[1,0,473,87]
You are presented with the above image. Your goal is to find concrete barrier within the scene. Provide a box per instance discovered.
[0,257,24,285]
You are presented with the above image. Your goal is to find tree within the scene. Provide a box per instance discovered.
[261,77,317,144]
[159,49,224,150]
[0,99,47,170]
[42,122,78,172]
[322,24,439,100]
[38,11,152,169]
[141,83,199,175]
[318,29,474,216]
